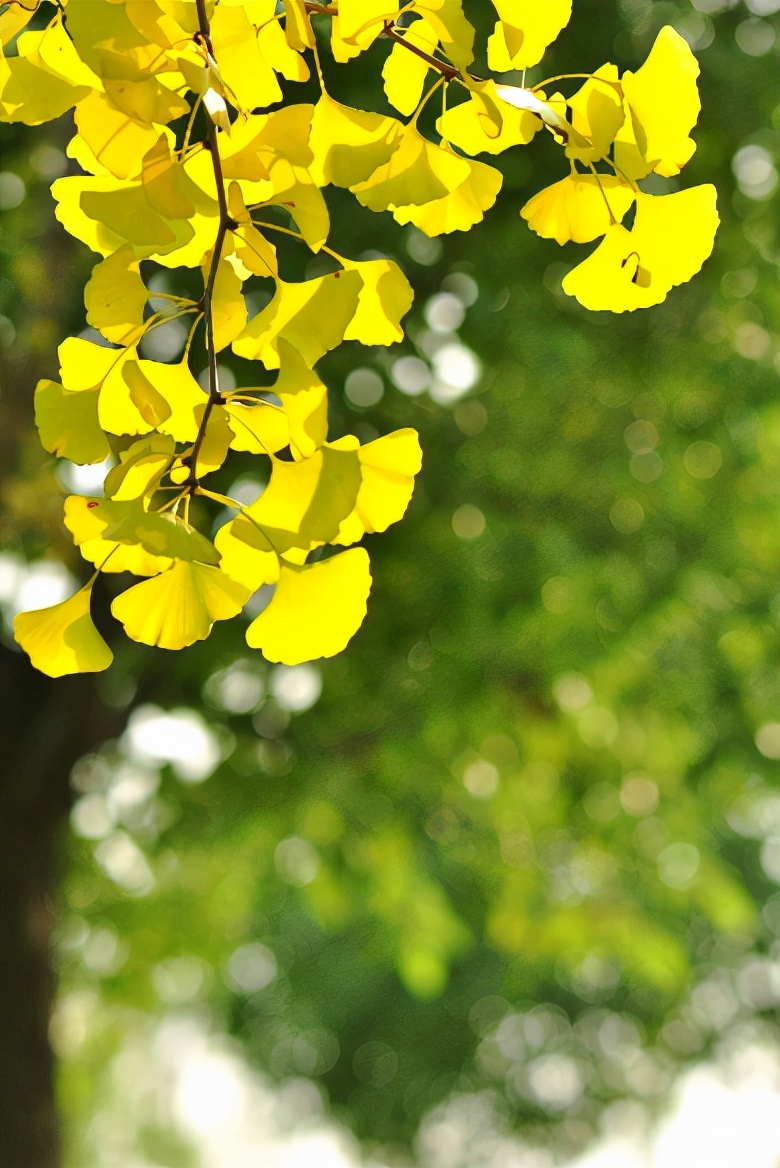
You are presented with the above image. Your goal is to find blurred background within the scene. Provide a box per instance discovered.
[0,0,778,1165]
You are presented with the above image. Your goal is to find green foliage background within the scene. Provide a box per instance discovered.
[1,1,778,1164]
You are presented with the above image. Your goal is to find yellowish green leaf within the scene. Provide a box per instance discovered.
[521,174,635,246]
[84,244,148,345]
[111,561,250,649]
[34,379,111,466]
[246,548,372,664]
[562,185,719,312]
[14,587,112,678]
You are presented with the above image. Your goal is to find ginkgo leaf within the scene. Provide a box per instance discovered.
[308,96,403,189]
[621,26,700,177]
[201,252,247,351]
[336,0,396,54]
[382,18,439,117]
[104,434,177,501]
[58,337,150,437]
[562,185,718,312]
[438,80,541,156]
[272,339,328,459]
[77,538,173,578]
[142,134,217,221]
[232,443,363,555]
[393,156,503,236]
[72,91,162,180]
[487,0,572,71]
[209,2,285,114]
[282,0,315,52]
[334,429,423,546]
[245,548,372,665]
[0,5,36,46]
[79,180,195,255]
[227,182,278,277]
[415,0,475,69]
[342,258,414,346]
[233,270,363,368]
[103,77,190,127]
[111,561,250,650]
[565,65,625,164]
[34,379,111,466]
[225,398,290,456]
[494,86,589,149]
[521,175,635,246]
[64,496,221,565]
[1,20,100,125]
[352,126,471,211]
[51,175,130,257]
[122,359,205,442]
[14,587,113,678]
[220,104,315,181]
[84,245,148,345]
[215,518,281,592]
[193,403,233,478]
[256,164,330,252]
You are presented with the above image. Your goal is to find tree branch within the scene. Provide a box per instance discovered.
[186,0,235,489]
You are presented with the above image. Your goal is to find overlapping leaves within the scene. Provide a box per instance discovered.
[4,0,716,676]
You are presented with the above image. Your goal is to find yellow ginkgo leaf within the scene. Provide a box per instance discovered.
[79,180,194,255]
[78,537,173,578]
[334,429,423,546]
[246,548,372,665]
[562,185,718,312]
[282,0,315,51]
[104,434,176,501]
[210,1,284,114]
[565,65,625,164]
[201,252,247,352]
[122,359,205,442]
[84,245,148,345]
[51,174,130,257]
[225,398,290,456]
[352,126,471,212]
[382,18,439,117]
[270,339,328,460]
[233,270,363,368]
[73,90,162,181]
[58,337,149,437]
[103,77,190,127]
[621,26,700,178]
[393,156,503,236]
[14,586,113,678]
[227,182,279,277]
[1,5,35,47]
[342,258,414,346]
[142,134,217,221]
[336,0,396,54]
[1,20,100,125]
[487,0,572,71]
[193,403,233,478]
[308,96,403,189]
[112,561,250,650]
[234,443,363,555]
[438,79,541,156]
[34,379,111,466]
[521,174,635,246]
[416,0,475,69]
[220,104,315,181]
[64,497,220,565]
[215,518,281,592]
[256,163,330,253]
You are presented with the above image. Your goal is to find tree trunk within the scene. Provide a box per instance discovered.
[0,647,116,1168]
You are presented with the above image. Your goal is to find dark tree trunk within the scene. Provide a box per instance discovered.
[0,648,117,1168]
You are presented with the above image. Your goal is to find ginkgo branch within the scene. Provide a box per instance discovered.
[186,0,237,491]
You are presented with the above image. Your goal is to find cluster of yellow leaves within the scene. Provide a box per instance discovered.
[3,1,716,677]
